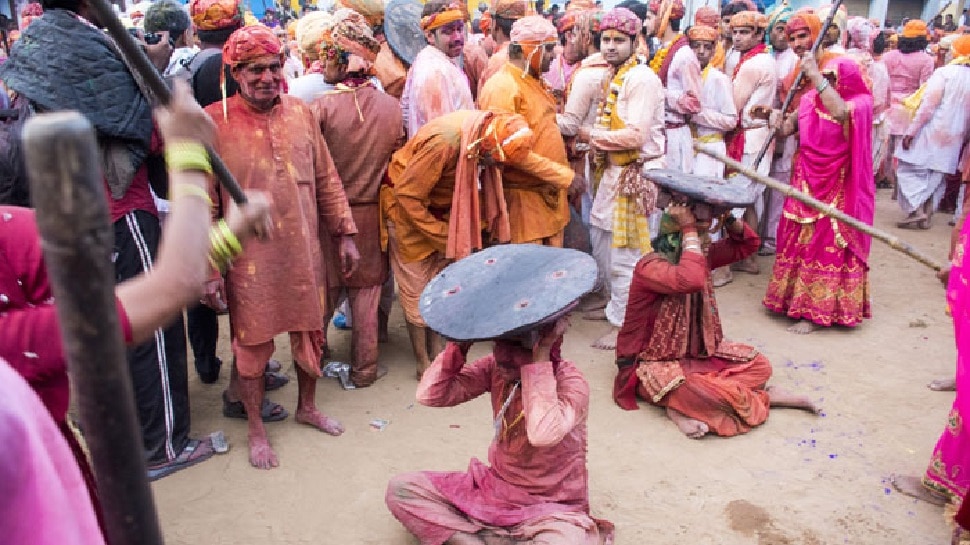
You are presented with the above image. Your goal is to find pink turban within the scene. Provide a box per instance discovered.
[509,14,558,44]
[846,17,875,51]
[600,7,641,36]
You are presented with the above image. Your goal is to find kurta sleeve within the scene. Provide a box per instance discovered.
[416,342,492,407]
[479,75,522,115]
[507,152,575,189]
[311,121,357,237]
[666,51,703,115]
[707,222,761,269]
[905,70,945,138]
[393,138,450,250]
[519,360,587,448]
[732,64,758,117]
[635,251,708,294]
[694,76,739,131]
[588,73,661,151]
[557,70,601,136]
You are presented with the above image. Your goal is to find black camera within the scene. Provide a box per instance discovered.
[144,32,163,45]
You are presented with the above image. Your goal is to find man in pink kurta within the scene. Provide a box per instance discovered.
[310,10,404,388]
[386,333,612,545]
[207,26,359,469]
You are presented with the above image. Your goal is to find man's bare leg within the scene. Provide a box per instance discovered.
[445,532,487,545]
[591,325,619,350]
[787,320,817,335]
[928,377,957,391]
[891,475,948,506]
[406,321,434,380]
[294,366,345,435]
[766,385,820,413]
[666,407,709,439]
[578,290,608,312]
[583,308,608,321]
[239,375,278,469]
[428,329,445,363]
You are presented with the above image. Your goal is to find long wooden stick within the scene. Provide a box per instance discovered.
[25,113,164,545]
[85,0,248,205]
[694,144,945,272]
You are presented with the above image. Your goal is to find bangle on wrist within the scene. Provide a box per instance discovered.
[208,219,243,273]
[815,79,829,94]
[166,141,213,175]
[170,183,212,206]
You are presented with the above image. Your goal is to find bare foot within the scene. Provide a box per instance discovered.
[296,408,345,436]
[787,320,817,335]
[897,212,927,229]
[711,266,733,288]
[248,434,279,470]
[766,385,821,414]
[591,327,619,350]
[890,474,948,506]
[577,293,608,312]
[582,308,608,321]
[928,378,957,392]
[666,407,709,439]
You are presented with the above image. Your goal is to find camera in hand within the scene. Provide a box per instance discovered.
[144,32,163,45]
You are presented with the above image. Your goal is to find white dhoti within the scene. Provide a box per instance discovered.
[665,126,694,174]
[591,226,643,328]
[896,161,947,214]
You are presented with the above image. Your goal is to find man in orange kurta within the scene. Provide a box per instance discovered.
[479,15,574,246]
[206,26,359,470]
[384,110,571,379]
[477,0,530,96]
[310,10,404,388]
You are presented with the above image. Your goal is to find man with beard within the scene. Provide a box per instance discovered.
[723,10,776,277]
[572,7,665,350]
[778,11,841,118]
[207,26,360,469]
[310,10,404,388]
[479,15,575,247]
[401,0,475,137]
[642,0,701,174]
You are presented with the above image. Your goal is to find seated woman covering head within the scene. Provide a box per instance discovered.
[612,179,820,439]
[385,244,614,545]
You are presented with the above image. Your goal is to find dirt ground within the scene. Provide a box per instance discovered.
[154,190,960,545]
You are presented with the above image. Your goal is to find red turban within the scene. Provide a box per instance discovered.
[648,0,685,20]
[190,0,243,31]
[223,25,284,68]
[694,6,720,28]
[786,12,821,42]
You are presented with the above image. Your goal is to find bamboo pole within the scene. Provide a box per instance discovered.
[694,143,945,272]
[25,112,165,545]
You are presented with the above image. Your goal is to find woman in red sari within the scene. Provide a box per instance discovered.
[762,56,875,334]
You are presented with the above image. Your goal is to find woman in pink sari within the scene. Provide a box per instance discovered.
[892,212,970,541]
[762,56,874,334]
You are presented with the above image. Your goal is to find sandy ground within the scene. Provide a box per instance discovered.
[154,190,960,545]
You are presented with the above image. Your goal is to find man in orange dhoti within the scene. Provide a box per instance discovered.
[613,194,818,439]
[479,15,575,246]
[206,26,360,469]
[310,10,404,388]
[384,110,568,379]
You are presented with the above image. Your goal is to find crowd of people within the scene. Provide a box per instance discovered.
[1,0,970,542]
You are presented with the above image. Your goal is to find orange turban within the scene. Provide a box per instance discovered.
[223,25,284,67]
[954,34,970,57]
[190,0,243,31]
[730,10,767,29]
[694,6,720,28]
[687,25,719,42]
[786,12,821,42]
[492,0,530,19]
[902,19,928,38]
[422,1,468,31]
[480,10,493,33]
[480,113,534,163]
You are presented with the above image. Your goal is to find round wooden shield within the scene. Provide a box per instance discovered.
[643,168,758,208]
[420,245,597,341]
[384,0,426,65]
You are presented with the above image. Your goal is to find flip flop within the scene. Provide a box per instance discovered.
[264,370,289,392]
[222,391,289,422]
[147,438,215,481]
[265,359,282,373]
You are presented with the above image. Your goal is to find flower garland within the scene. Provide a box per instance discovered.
[595,53,641,131]
[648,33,681,74]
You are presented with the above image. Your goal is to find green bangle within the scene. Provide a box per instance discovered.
[166,141,213,175]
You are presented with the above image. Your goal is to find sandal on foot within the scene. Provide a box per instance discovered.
[264,371,289,392]
[265,359,282,373]
[147,438,215,481]
[221,391,289,422]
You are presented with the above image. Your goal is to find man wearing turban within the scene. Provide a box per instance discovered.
[209,25,360,470]
[642,0,701,174]
[570,7,665,351]
[381,110,572,378]
[724,10,776,276]
[817,3,847,53]
[479,15,577,249]
[477,0,530,94]
[882,19,934,194]
[401,0,475,138]
[308,9,403,388]
[288,11,338,101]
[333,0,409,99]
[184,0,244,107]
[894,35,970,229]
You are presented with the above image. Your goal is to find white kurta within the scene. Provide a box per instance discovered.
[587,64,665,327]
[400,45,475,138]
[662,43,703,174]
[692,66,737,179]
